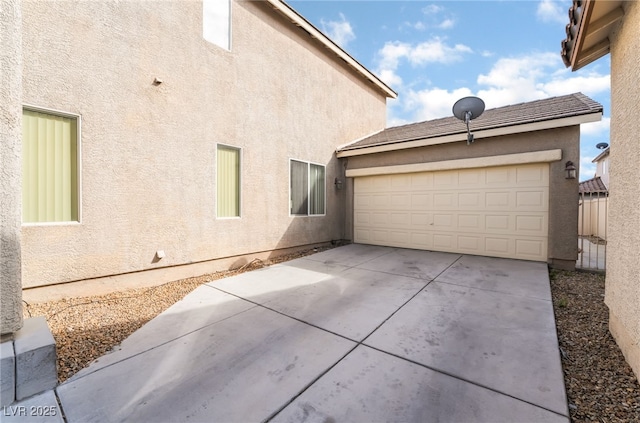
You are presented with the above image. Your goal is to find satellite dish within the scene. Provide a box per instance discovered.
[452,96,485,145]
[596,142,609,150]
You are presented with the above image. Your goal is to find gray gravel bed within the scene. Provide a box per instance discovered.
[550,270,639,422]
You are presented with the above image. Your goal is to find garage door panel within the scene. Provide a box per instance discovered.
[459,192,482,208]
[515,239,545,259]
[410,173,434,189]
[411,213,430,226]
[458,235,482,253]
[485,237,511,255]
[516,190,547,209]
[515,215,546,233]
[433,171,458,188]
[354,163,548,261]
[411,232,432,247]
[433,193,457,208]
[355,212,371,225]
[411,193,431,209]
[433,234,455,249]
[516,166,548,184]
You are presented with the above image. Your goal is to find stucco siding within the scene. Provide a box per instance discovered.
[20,0,387,288]
[606,0,640,378]
[345,127,580,267]
[1,0,23,334]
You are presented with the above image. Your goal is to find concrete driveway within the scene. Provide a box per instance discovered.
[53,244,568,422]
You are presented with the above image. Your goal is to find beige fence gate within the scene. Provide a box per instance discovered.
[577,192,607,271]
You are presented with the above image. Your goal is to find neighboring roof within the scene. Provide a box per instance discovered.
[337,93,603,157]
[265,0,397,99]
[561,0,624,71]
[579,176,608,194]
[592,146,610,163]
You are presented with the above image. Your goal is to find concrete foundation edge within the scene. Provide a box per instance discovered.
[1,317,57,406]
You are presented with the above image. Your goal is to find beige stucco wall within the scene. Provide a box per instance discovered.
[20,0,387,288]
[0,0,24,335]
[344,126,581,268]
[606,0,640,379]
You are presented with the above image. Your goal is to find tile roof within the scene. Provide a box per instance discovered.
[579,176,608,194]
[561,0,586,67]
[339,93,603,152]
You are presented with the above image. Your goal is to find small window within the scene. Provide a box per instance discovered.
[217,145,240,217]
[290,160,325,216]
[22,108,79,223]
[602,160,607,174]
[203,0,231,50]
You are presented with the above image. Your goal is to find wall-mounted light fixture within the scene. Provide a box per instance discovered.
[565,161,577,179]
[153,77,163,85]
[453,96,485,145]
[334,177,343,190]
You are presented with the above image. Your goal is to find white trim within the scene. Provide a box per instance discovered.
[289,158,326,217]
[346,149,562,178]
[21,104,82,225]
[334,128,385,152]
[215,143,242,219]
[265,0,396,99]
[337,113,602,158]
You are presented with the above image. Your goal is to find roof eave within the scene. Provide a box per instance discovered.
[336,111,602,158]
[265,0,397,99]
[564,0,624,71]
[592,146,610,162]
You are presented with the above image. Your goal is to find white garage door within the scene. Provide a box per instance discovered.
[353,163,549,261]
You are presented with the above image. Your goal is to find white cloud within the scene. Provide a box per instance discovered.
[541,72,610,97]
[475,52,610,109]
[422,4,444,15]
[536,0,567,24]
[375,38,472,88]
[386,51,611,126]
[403,87,474,122]
[438,18,455,30]
[581,117,610,137]
[321,13,355,48]
[476,53,560,107]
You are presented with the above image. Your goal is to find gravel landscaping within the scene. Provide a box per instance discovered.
[550,270,639,422]
[23,253,639,422]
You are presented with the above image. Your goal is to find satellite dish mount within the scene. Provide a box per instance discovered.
[453,96,485,145]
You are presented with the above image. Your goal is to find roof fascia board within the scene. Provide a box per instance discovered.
[346,149,563,178]
[265,0,397,99]
[337,112,602,158]
[570,0,596,69]
[335,128,385,151]
[592,147,609,163]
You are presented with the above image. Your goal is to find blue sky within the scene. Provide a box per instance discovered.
[288,0,611,181]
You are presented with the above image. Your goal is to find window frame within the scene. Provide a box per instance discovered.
[289,158,326,217]
[216,143,242,219]
[22,104,82,226]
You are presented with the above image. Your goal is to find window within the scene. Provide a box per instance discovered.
[290,160,325,216]
[203,0,231,50]
[22,108,79,223]
[217,145,240,217]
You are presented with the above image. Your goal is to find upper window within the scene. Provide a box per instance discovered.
[290,160,325,216]
[22,108,79,224]
[203,0,231,50]
[217,145,240,217]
